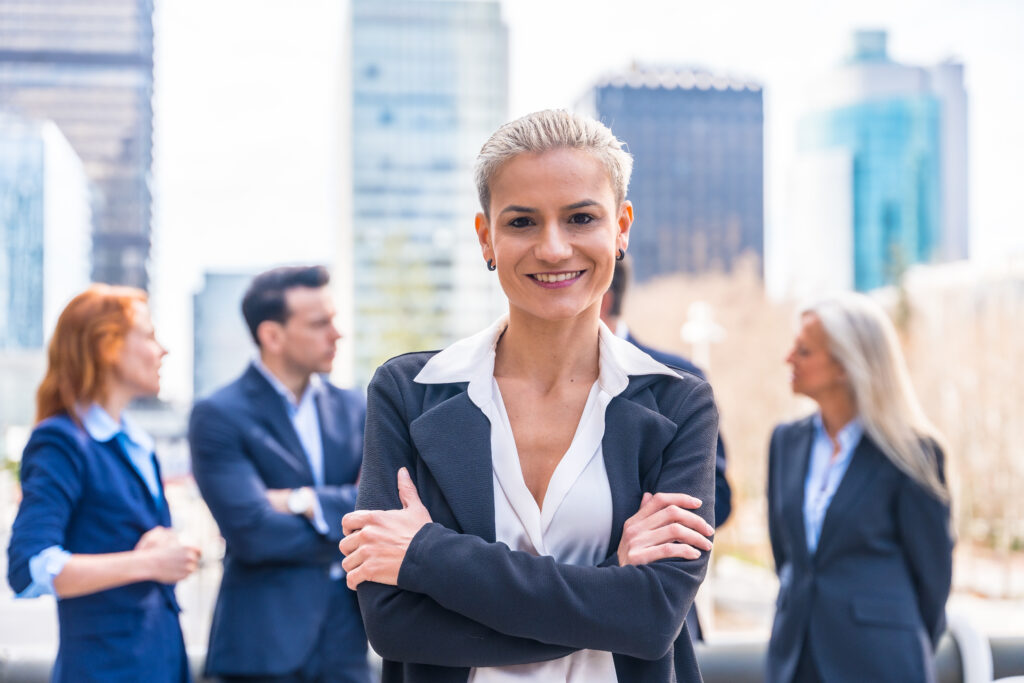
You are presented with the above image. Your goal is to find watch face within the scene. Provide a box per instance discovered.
[289,488,310,514]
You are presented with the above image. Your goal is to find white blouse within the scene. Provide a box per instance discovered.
[415,317,679,682]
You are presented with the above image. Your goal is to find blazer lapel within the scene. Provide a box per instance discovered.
[242,366,315,481]
[409,391,495,543]
[602,384,680,558]
[814,435,883,560]
[784,420,814,566]
[104,438,162,516]
[316,390,345,485]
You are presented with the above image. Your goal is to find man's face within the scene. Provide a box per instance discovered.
[277,286,341,376]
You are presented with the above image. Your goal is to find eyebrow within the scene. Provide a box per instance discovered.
[497,199,600,216]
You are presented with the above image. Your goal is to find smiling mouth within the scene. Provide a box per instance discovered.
[529,270,584,283]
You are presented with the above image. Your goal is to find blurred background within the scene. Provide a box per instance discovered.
[0,0,1021,663]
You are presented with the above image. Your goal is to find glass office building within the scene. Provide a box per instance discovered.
[350,0,508,383]
[788,30,967,294]
[0,0,155,290]
[0,114,90,350]
[588,66,764,282]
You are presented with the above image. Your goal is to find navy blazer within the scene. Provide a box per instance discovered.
[626,334,732,644]
[766,417,953,683]
[188,364,365,677]
[355,351,718,683]
[7,414,188,683]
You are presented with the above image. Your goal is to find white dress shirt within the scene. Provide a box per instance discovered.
[415,316,679,683]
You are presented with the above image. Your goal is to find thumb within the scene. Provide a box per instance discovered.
[397,467,422,510]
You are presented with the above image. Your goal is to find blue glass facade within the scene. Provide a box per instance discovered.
[800,97,942,291]
[594,71,764,281]
[351,0,508,383]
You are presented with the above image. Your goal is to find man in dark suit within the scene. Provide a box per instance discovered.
[189,266,369,683]
[600,257,732,641]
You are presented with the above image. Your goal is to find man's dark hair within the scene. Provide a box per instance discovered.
[241,265,330,346]
[606,256,632,318]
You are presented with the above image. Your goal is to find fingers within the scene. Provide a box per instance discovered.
[342,510,371,536]
[627,542,704,565]
[644,504,714,538]
[396,467,423,510]
[639,523,713,552]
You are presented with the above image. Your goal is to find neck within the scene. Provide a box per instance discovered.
[98,387,133,424]
[817,390,858,439]
[495,306,602,390]
[259,354,311,400]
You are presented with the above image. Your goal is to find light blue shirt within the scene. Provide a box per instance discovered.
[17,404,161,599]
[253,359,330,535]
[803,414,864,553]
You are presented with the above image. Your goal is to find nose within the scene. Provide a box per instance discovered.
[329,323,342,342]
[534,220,573,264]
[784,346,795,365]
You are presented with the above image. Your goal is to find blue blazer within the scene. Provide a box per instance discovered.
[626,333,732,643]
[355,351,718,683]
[7,415,188,683]
[188,364,365,677]
[766,417,953,683]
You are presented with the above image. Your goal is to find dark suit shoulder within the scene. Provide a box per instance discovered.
[627,335,706,381]
[374,350,441,380]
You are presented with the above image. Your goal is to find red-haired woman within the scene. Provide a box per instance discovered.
[6,285,199,683]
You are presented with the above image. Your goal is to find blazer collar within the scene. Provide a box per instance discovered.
[241,364,314,480]
[783,417,816,565]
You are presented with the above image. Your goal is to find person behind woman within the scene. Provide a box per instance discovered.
[7,285,200,682]
[339,110,719,682]
[766,292,953,683]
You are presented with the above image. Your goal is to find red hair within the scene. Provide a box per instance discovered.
[36,284,147,424]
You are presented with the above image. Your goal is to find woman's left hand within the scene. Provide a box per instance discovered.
[340,467,432,590]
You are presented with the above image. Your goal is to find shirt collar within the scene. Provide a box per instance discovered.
[414,315,679,402]
[80,403,154,453]
[253,358,326,407]
[812,413,864,452]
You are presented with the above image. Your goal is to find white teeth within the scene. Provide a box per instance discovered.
[534,271,582,283]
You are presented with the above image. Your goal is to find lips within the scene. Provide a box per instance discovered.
[529,270,584,287]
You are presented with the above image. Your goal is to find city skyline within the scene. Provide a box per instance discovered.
[148,0,1021,401]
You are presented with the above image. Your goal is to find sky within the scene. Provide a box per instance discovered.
[151,0,1024,402]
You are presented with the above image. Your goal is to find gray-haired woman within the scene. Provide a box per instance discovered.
[339,109,719,682]
[767,291,954,683]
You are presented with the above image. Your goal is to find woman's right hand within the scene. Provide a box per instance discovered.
[617,492,714,566]
[135,526,201,584]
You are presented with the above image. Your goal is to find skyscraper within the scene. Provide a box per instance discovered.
[587,65,764,282]
[192,271,256,399]
[786,30,968,294]
[350,0,508,384]
[0,0,155,289]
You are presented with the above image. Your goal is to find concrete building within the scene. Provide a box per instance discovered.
[584,64,764,282]
[0,0,156,289]
[349,0,508,384]
[192,271,256,400]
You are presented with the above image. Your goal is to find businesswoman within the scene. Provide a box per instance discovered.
[7,285,199,682]
[340,110,719,683]
[766,292,954,683]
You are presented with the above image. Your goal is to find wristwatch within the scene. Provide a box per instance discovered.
[287,487,315,516]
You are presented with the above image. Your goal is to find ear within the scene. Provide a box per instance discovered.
[616,201,633,253]
[256,320,283,354]
[475,212,494,263]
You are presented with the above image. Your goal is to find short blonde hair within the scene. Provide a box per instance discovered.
[474,109,633,216]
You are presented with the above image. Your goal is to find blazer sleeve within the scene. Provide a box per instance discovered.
[713,435,731,527]
[895,445,953,648]
[188,400,341,565]
[388,373,717,661]
[766,424,787,574]
[355,364,576,667]
[7,426,84,594]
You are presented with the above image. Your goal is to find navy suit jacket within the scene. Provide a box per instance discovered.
[7,415,188,683]
[766,417,953,683]
[188,364,365,677]
[626,334,732,643]
[355,351,718,683]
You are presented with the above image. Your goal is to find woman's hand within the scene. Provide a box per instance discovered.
[135,526,201,584]
[340,467,432,590]
[617,492,714,566]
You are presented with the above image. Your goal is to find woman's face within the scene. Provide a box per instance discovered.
[110,301,167,399]
[475,147,632,324]
[785,313,846,402]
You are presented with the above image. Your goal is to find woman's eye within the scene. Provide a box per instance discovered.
[568,213,594,225]
[508,216,534,228]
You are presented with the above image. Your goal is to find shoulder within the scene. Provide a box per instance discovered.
[190,373,254,430]
[628,336,706,380]
[323,381,366,413]
[369,351,442,392]
[21,415,93,471]
[623,369,714,428]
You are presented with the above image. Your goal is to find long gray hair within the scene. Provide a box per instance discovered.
[803,292,949,501]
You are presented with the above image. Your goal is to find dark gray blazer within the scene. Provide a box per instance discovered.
[766,416,953,683]
[355,351,719,683]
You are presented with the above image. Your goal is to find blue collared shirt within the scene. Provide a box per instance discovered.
[803,414,864,553]
[17,404,161,599]
[252,359,330,535]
